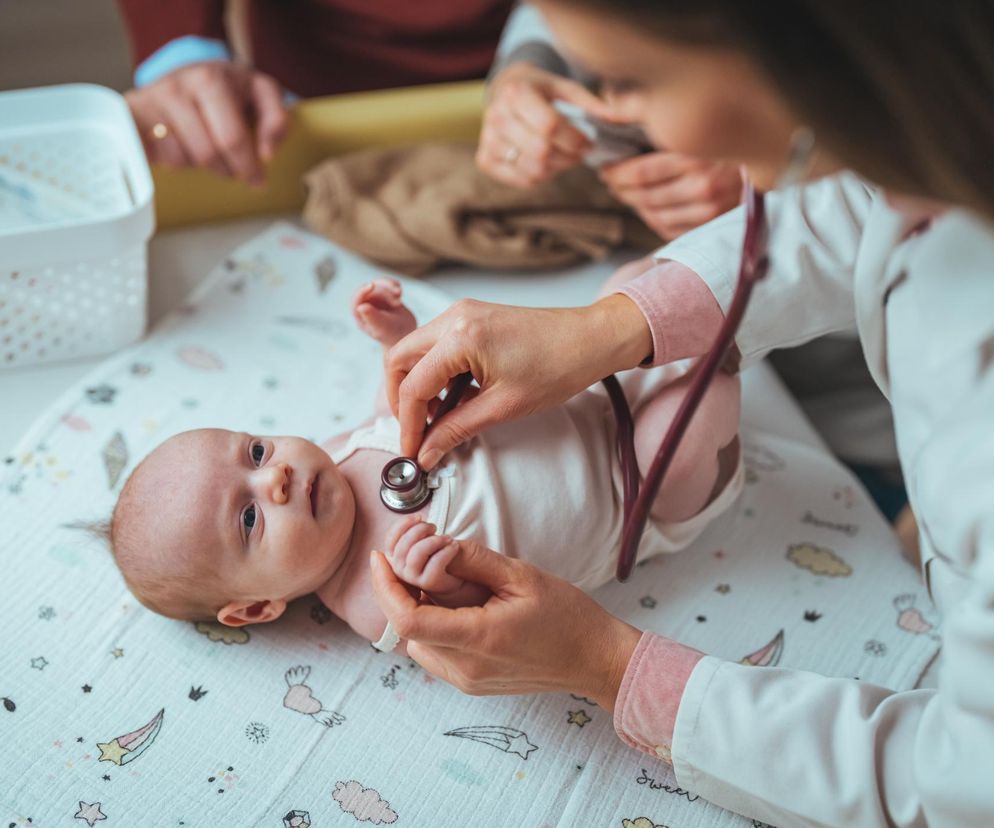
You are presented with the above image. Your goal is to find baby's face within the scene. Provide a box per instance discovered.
[144,428,356,606]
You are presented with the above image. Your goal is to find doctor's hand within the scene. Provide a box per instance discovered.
[369,539,642,710]
[126,61,290,186]
[478,62,613,188]
[600,152,742,239]
[385,295,653,468]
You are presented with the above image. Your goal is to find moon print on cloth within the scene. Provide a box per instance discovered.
[787,542,852,577]
[97,708,163,765]
[444,725,539,759]
[101,431,128,489]
[333,780,398,825]
[283,665,346,727]
[176,345,225,371]
[740,630,784,667]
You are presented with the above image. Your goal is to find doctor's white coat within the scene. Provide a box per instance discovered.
[656,174,994,828]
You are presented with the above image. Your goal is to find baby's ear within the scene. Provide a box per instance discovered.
[217,598,287,627]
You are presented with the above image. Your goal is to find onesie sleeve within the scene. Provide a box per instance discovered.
[617,172,875,370]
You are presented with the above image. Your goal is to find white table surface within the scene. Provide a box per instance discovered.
[0,216,822,456]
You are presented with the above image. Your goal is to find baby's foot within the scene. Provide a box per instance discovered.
[352,278,417,347]
[384,516,464,596]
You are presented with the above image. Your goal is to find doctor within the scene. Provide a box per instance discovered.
[370,1,994,826]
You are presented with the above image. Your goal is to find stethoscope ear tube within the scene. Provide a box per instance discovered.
[611,185,768,582]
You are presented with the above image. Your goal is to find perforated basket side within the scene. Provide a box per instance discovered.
[0,245,147,369]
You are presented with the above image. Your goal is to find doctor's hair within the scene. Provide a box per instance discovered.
[563,0,994,220]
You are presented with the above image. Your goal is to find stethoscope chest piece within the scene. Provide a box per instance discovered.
[380,456,432,513]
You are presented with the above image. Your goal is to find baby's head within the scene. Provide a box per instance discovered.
[110,429,356,624]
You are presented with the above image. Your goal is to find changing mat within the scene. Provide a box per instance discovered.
[0,223,940,828]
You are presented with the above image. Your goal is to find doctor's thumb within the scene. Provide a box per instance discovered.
[418,393,504,470]
[443,538,521,592]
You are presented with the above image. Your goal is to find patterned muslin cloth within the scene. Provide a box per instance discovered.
[0,223,939,828]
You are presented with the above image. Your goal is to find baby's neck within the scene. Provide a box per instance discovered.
[315,446,428,641]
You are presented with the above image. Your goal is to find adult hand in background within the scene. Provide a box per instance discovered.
[477,62,613,188]
[385,295,653,468]
[369,538,642,710]
[601,151,742,239]
[126,61,290,186]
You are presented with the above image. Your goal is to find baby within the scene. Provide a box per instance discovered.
[109,267,742,648]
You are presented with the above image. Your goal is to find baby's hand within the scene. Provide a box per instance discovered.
[384,515,464,596]
[351,278,417,348]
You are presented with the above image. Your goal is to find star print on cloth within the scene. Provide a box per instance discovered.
[567,710,592,728]
[30,656,48,670]
[111,648,124,658]
[74,801,107,826]
[96,739,128,765]
[505,733,538,759]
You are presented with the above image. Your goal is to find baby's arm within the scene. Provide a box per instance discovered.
[384,516,491,609]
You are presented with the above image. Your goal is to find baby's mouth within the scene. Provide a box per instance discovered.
[309,474,319,518]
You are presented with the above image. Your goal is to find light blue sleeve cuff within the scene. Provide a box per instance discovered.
[134,35,232,88]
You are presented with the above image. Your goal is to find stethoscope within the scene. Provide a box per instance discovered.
[379,373,474,513]
[380,132,815,582]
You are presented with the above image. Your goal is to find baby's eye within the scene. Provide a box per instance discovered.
[243,505,257,533]
[250,442,265,466]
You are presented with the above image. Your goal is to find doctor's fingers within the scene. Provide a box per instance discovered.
[611,164,741,213]
[370,551,479,647]
[635,200,735,240]
[476,126,579,188]
[248,72,290,162]
[493,69,600,156]
[164,98,233,177]
[415,389,524,470]
[195,78,265,186]
[126,91,192,169]
[599,151,704,191]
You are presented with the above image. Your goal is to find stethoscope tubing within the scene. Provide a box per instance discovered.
[611,185,768,581]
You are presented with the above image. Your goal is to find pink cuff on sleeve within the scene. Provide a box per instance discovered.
[617,261,725,368]
[613,631,705,763]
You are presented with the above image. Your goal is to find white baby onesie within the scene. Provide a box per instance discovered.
[332,368,744,650]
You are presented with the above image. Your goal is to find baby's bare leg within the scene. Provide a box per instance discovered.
[633,370,741,523]
[352,278,417,348]
[352,279,418,414]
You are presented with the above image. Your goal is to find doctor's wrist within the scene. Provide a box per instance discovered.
[586,294,654,374]
[585,617,643,713]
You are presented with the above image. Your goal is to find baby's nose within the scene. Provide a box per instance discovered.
[260,462,291,505]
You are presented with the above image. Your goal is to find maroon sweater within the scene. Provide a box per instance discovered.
[118,0,513,96]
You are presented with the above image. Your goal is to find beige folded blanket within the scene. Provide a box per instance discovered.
[303,143,659,276]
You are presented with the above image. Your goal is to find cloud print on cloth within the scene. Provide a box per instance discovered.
[333,780,398,824]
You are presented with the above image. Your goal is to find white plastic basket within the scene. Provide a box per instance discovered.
[0,84,154,370]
